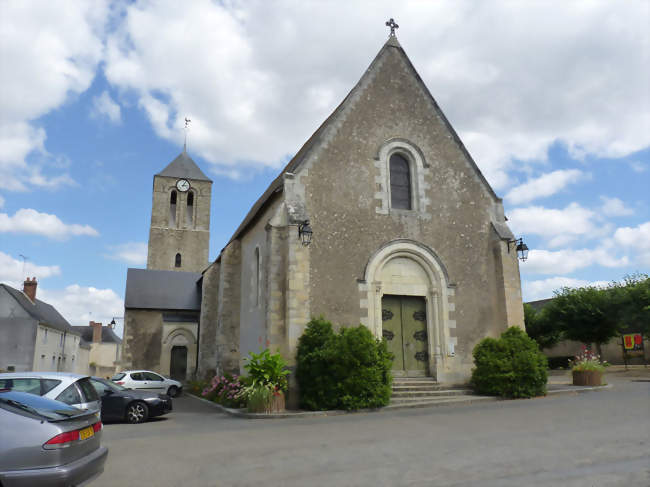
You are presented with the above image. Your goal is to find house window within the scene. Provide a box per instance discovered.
[389,153,411,210]
[175,253,182,268]
[186,191,194,227]
[170,190,177,227]
[43,328,48,344]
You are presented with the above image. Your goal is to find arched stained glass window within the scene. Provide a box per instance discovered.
[390,154,411,210]
[175,253,181,268]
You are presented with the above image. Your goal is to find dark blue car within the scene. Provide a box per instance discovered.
[89,378,172,424]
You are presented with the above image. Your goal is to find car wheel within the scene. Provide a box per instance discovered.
[167,385,179,397]
[126,401,149,424]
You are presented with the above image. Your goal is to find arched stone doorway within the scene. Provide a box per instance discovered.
[161,326,197,381]
[360,240,454,379]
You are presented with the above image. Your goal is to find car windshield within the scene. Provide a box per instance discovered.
[111,373,126,380]
[0,391,89,421]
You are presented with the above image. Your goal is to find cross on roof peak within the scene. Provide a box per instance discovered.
[385,18,399,37]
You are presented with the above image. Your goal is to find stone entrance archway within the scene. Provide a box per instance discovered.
[161,325,197,381]
[360,239,454,380]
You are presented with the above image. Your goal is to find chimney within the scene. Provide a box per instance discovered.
[23,277,37,302]
[90,321,102,343]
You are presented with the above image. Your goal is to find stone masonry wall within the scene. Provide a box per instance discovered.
[215,240,241,375]
[198,261,220,378]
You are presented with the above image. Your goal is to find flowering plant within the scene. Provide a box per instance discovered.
[201,373,245,408]
[569,346,608,372]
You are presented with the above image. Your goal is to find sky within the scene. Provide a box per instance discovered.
[1,0,648,338]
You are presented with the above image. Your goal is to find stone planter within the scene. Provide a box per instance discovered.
[572,370,603,386]
[248,391,286,414]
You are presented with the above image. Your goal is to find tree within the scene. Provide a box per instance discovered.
[609,274,650,339]
[524,303,562,350]
[544,285,619,356]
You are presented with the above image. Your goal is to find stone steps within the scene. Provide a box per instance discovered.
[390,377,474,406]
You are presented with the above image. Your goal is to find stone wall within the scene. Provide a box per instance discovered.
[122,309,163,371]
[198,262,220,377]
[215,240,241,374]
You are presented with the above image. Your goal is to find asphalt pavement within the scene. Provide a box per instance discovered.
[92,371,650,487]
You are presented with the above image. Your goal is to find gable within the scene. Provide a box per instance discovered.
[225,36,502,250]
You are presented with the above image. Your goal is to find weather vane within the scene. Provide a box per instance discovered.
[385,18,399,37]
[183,117,191,151]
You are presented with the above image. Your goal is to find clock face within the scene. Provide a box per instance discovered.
[176,179,190,192]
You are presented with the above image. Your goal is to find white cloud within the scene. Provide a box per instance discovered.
[523,248,629,275]
[508,202,606,247]
[105,242,147,266]
[101,1,650,186]
[506,169,584,204]
[39,285,124,335]
[523,277,610,301]
[629,161,647,173]
[0,194,4,208]
[0,252,61,289]
[613,221,650,266]
[600,196,634,217]
[0,1,108,190]
[91,91,122,124]
[0,208,99,240]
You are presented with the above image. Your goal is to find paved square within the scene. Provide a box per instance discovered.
[93,373,649,487]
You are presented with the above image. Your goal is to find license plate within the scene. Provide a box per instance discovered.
[79,426,94,441]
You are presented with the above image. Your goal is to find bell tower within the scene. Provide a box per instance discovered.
[146,149,212,272]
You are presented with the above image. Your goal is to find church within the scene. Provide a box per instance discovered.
[122,28,525,398]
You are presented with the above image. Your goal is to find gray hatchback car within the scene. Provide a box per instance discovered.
[0,390,108,486]
[0,373,101,414]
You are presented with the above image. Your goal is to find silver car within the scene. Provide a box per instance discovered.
[0,373,101,413]
[0,390,108,486]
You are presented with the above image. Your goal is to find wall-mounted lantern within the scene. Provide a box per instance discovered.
[109,317,124,329]
[508,237,529,262]
[298,220,313,246]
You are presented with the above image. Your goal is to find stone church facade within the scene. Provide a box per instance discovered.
[122,34,524,395]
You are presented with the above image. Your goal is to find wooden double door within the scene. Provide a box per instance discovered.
[382,295,429,376]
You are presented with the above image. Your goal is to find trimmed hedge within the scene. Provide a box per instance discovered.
[296,317,393,410]
[471,327,548,398]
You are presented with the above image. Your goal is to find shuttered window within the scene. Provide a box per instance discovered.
[170,190,177,227]
[390,154,411,210]
[186,191,194,226]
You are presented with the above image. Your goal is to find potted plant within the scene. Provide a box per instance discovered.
[570,346,607,386]
[238,349,290,413]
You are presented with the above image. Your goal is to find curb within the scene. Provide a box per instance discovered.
[185,384,612,419]
[546,384,613,395]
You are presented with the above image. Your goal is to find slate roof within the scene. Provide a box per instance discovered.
[156,150,212,182]
[125,269,202,311]
[222,35,499,251]
[0,283,75,334]
[71,325,122,344]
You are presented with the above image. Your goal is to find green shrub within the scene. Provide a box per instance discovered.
[296,317,393,411]
[471,327,548,398]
